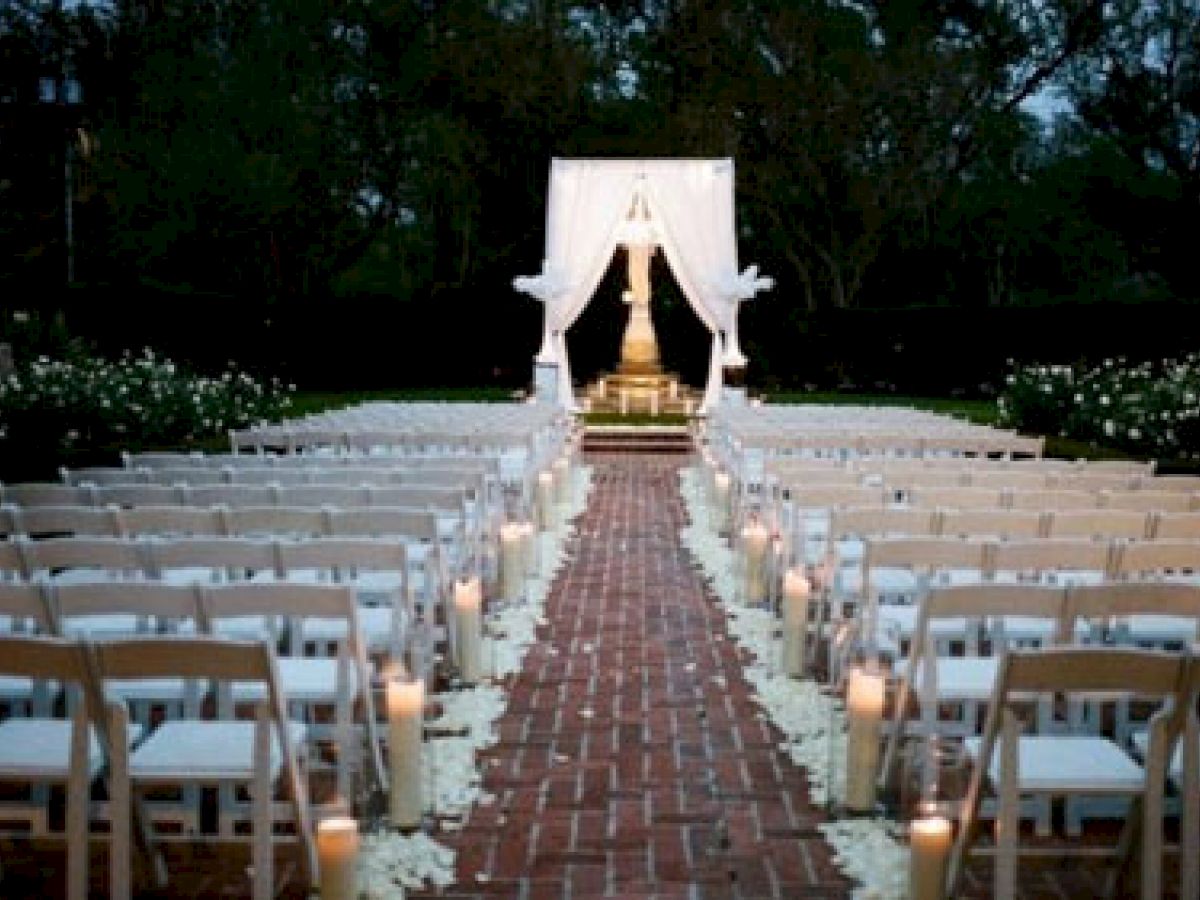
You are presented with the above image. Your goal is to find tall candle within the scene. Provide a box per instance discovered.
[317,816,359,900]
[713,471,731,533]
[844,668,885,813]
[499,521,525,601]
[552,456,570,505]
[536,471,555,532]
[909,815,951,899]
[742,520,770,604]
[386,677,424,828]
[781,569,810,677]
[453,576,483,683]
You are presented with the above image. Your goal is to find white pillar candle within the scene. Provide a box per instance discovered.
[742,519,770,604]
[649,391,659,417]
[386,677,424,828]
[619,389,629,415]
[713,471,731,533]
[536,470,555,532]
[684,397,694,415]
[499,521,525,601]
[552,456,570,505]
[669,381,678,400]
[317,816,359,900]
[844,668,885,813]
[597,377,606,398]
[909,815,951,900]
[781,569,810,677]
[581,396,592,413]
[453,576,483,683]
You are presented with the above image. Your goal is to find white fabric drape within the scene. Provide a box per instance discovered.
[513,157,771,411]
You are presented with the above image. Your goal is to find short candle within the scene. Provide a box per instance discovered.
[317,816,359,900]
[909,815,951,899]
[386,677,424,828]
[844,668,885,813]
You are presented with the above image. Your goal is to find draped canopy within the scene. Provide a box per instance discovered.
[513,158,772,411]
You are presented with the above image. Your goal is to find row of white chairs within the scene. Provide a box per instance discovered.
[769,465,1195,494]
[817,505,1200,543]
[0,629,322,900]
[0,535,433,654]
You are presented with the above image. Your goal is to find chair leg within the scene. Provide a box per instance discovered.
[107,702,133,900]
[66,703,90,900]
[335,646,354,804]
[1180,712,1199,900]
[1141,713,1169,900]
[995,708,1020,900]
[253,703,273,900]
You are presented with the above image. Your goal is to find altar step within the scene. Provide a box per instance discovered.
[582,427,694,455]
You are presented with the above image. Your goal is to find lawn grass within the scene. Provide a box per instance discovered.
[763,391,999,425]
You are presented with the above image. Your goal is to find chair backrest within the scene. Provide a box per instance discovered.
[51,581,202,634]
[277,485,371,508]
[1153,512,1200,539]
[905,486,1005,509]
[0,581,54,631]
[146,537,280,580]
[1104,490,1196,513]
[94,485,185,508]
[862,536,989,576]
[1009,488,1097,511]
[1057,473,1139,492]
[1063,582,1200,636]
[789,484,884,510]
[0,632,93,682]
[62,466,148,486]
[117,505,227,537]
[146,467,230,486]
[966,470,1054,491]
[920,583,1068,631]
[1113,540,1200,579]
[230,468,312,486]
[19,536,148,578]
[225,505,329,538]
[327,507,441,542]
[989,538,1114,579]
[186,485,278,508]
[991,645,1185,697]
[367,486,466,511]
[829,506,937,540]
[3,483,94,507]
[1140,475,1200,493]
[938,508,1043,540]
[275,536,409,575]
[1045,509,1150,540]
[7,504,122,538]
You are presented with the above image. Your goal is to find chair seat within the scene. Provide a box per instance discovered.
[878,606,970,641]
[0,718,144,780]
[232,658,359,704]
[896,656,1000,702]
[128,720,306,783]
[300,607,403,649]
[1123,615,1199,645]
[107,677,197,703]
[964,735,1145,793]
[61,615,145,637]
[0,675,34,700]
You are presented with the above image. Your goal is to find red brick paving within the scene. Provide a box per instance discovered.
[412,455,852,900]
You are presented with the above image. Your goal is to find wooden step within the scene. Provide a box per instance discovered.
[582,427,694,455]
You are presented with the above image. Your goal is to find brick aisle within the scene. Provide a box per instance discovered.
[414,454,851,900]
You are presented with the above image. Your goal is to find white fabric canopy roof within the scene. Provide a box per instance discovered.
[513,158,772,411]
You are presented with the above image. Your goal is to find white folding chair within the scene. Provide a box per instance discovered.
[947,647,1190,900]
[0,634,132,900]
[97,635,315,899]
[202,582,387,801]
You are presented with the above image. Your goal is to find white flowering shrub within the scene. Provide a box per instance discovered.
[998,355,1200,459]
[0,348,293,453]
